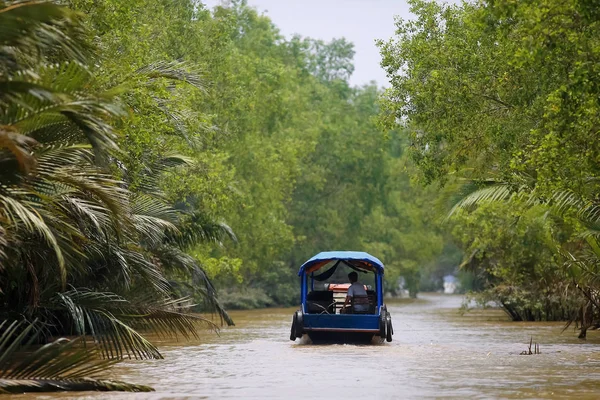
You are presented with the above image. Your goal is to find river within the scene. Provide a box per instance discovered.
[23,294,600,399]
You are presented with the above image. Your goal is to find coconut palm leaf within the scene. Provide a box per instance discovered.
[449,176,600,332]
[125,296,219,338]
[0,378,153,394]
[0,224,6,259]
[0,80,60,109]
[53,290,161,360]
[447,182,515,218]
[1,64,124,163]
[150,98,202,146]
[169,211,237,249]
[115,248,172,295]
[0,143,134,286]
[151,245,234,326]
[444,170,541,218]
[136,60,205,92]
[0,320,153,393]
[0,193,67,280]
[133,152,194,198]
[561,236,600,282]
[53,289,220,359]
[0,1,88,75]
[131,194,179,236]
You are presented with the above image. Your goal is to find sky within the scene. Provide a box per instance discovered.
[201,0,414,87]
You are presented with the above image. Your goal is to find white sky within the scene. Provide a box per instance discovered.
[201,0,413,87]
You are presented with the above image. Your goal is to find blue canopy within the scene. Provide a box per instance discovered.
[298,251,384,276]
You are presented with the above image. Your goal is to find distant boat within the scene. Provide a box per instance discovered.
[289,251,393,344]
[443,274,458,294]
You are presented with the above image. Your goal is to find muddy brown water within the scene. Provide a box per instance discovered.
[14,294,600,399]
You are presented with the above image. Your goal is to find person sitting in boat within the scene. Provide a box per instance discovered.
[341,271,369,313]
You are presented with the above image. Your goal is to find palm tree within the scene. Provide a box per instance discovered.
[1,0,233,369]
[447,174,600,333]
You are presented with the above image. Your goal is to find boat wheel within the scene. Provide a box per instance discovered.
[379,312,387,339]
[292,311,304,339]
[290,316,297,341]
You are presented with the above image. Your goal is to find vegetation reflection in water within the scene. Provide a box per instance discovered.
[13,295,600,400]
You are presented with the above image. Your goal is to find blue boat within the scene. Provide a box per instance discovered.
[290,251,393,344]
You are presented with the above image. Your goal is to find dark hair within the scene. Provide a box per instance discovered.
[348,271,358,283]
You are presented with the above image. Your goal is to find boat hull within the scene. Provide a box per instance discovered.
[306,331,379,344]
[290,309,393,344]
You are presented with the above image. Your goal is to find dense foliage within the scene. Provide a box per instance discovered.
[10,0,600,392]
[1,1,455,380]
[0,0,237,363]
[380,0,600,332]
[60,0,453,309]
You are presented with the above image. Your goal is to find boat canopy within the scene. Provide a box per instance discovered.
[298,251,384,276]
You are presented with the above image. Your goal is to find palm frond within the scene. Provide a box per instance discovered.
[126,296,219,338]
[0,378,152,394]
[150,97,204,146]
[0,0,232,361]
[547,190,600,239]
[447,183,516,218]
[0,2,88,76]
[46,164,133,234]
[131,195,179,247]
[136,61,205,91]
[2,69,124,159]
[0,80,60,109]
[0,193,66,284]
[151,246,234,326]
[0,320,153,393]
[53,289,221,359]
[134,153,194,197]
[561,237,600,284]
[54,290,162,360]
[170,211,237,249]
[0,224,7,259]
[548,189,585,215]
[443,171,540,220]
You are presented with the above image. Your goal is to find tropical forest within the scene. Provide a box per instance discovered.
[1,0,599,397]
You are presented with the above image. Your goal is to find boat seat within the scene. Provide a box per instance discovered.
[347,293,377,314]
[306,291,335,314]
[367,290,376,313]
[349,295,371,314]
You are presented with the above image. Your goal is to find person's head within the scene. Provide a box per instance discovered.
[348,271,358,283]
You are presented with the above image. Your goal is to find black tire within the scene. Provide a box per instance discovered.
[386,316,393,343]
[379,311,387,339]
[294,311,304,338]
[290,316,297,341]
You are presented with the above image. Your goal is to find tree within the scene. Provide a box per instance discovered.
[0,0,231,369]
[378,0,600,327]
[378,0,600,196]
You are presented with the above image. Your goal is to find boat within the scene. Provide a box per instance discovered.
[289,251,393,344]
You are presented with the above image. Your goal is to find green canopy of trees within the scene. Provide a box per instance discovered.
[62,0,452,307]
[380,0,600,331]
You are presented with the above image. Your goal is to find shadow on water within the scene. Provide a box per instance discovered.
[14,293,600,399]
